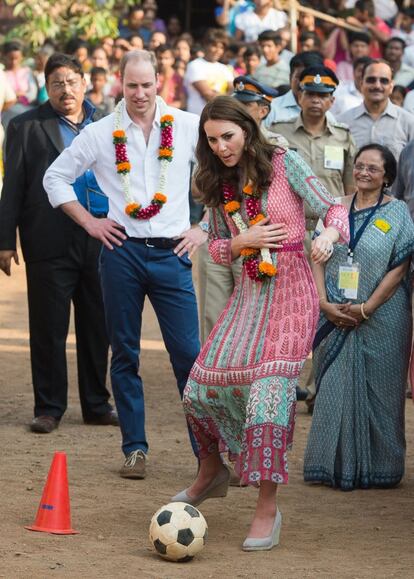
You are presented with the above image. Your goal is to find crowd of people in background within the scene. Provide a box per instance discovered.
[1,0,414,506]
[3,1,414,123]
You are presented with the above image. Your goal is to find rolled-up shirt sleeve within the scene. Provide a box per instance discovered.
[43,126,97,208]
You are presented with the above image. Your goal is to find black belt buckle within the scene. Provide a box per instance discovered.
[128,236,180,249]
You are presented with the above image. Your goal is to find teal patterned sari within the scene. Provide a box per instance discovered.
[304,199,414,490]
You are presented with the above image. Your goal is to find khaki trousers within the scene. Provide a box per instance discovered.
[198,242,243,344]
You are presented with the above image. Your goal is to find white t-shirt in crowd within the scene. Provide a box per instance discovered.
[403,44,414,69]
[392,27,414,47]
[235,8,288,43]
[344,0,397,21]
[184,58,234,115]
[331,82,363,117]
[403,90,414,115]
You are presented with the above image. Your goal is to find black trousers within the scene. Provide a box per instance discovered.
[25,226,111,420]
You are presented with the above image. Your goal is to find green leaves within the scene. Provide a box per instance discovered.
[5,0,139,49]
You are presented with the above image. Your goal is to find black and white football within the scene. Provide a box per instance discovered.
[149,502,208,562]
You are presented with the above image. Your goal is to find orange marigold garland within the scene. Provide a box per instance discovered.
[224,200,241,215]
[223,182,277,282]
[113,98,173,219]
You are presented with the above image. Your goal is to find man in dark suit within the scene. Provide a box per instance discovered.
[0,53,117,433]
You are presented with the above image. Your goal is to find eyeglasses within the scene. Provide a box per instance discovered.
[49,78,82,91]
[364,76,391,86]
[354,163,384,174]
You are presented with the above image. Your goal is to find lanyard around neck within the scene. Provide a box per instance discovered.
[348,192,383,263]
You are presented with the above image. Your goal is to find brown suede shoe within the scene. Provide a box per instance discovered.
[30,415,59,433]
[119,450,146,479]
[84,409,119,426]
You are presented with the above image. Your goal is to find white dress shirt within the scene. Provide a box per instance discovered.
[44,101,199,238]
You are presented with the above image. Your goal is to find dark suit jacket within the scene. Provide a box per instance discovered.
[0,101,102,263]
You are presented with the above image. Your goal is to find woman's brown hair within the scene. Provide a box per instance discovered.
[193,96,275,207]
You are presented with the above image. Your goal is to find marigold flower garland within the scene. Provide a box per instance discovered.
[223,183,277,282]
[113,97,173,219]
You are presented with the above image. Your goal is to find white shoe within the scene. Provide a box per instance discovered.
[242,509,282,551]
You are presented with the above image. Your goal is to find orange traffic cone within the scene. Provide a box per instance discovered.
[25,451,79,535]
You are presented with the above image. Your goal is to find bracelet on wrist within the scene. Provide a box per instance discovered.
[360,302,369,320]
[198,221,209,233]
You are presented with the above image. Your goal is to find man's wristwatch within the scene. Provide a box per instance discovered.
[198,221,209,233]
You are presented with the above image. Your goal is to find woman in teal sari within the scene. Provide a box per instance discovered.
[304,144,414,490]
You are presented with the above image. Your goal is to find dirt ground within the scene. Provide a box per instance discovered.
[0,254,413,579]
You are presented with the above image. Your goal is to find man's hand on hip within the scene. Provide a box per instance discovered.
[0,250,19,276]
[60,201,127,251]
[84,217,127,250]
[174,226,208,258]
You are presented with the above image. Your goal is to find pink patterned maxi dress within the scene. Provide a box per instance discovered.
[184,149,349,486]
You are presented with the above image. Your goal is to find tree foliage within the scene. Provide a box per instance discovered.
[5,0,140,49]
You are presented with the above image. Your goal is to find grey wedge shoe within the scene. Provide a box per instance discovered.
[242,508,282,552]
[171,465,230,507]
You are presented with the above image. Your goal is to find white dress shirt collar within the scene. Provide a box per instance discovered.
[122,99,161,131]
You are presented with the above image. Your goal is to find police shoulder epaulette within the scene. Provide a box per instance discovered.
[331,120,350,130]
[270,117,295,127]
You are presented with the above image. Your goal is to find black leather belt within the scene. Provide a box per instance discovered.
[128,237,182,249]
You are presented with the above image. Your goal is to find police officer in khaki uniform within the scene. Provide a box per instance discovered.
[270,65,356,236]
[270,66,356,406]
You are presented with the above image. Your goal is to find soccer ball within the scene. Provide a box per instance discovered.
[149,502,208,562]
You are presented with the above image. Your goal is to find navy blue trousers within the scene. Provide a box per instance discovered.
[99,240,200,456]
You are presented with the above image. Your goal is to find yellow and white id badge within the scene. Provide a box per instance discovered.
[324,146,344,170]
[338,263,360,299]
